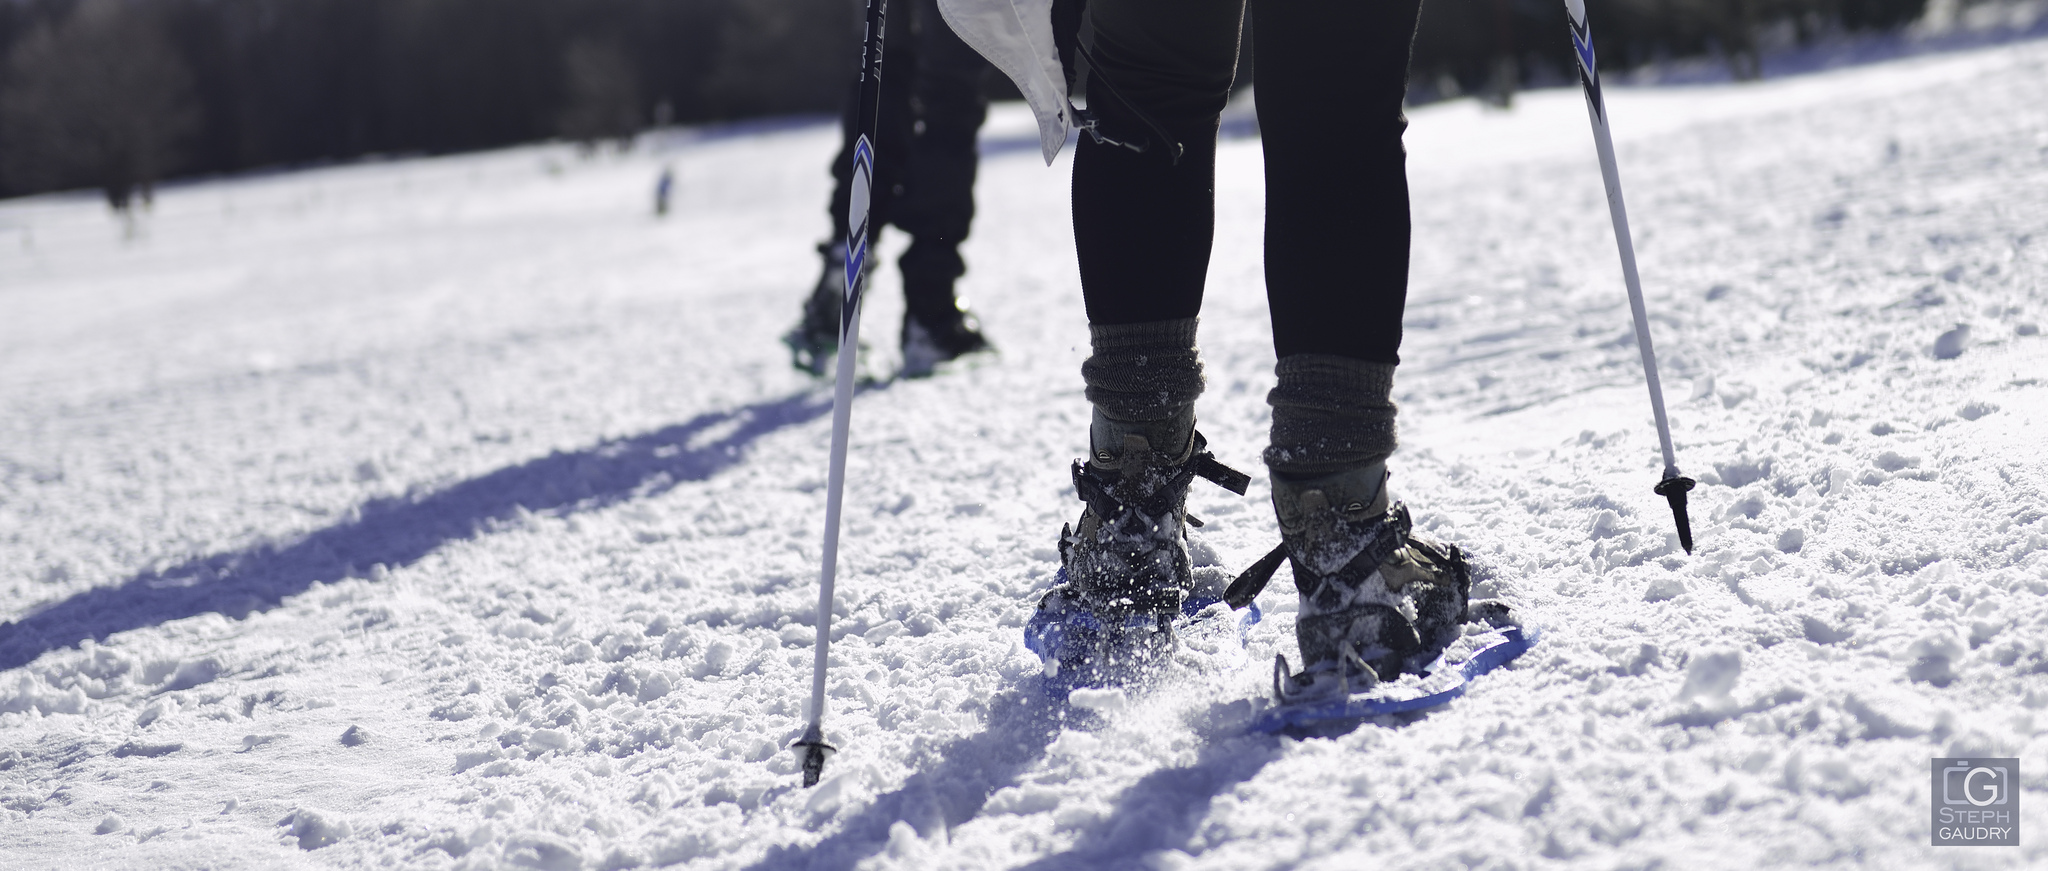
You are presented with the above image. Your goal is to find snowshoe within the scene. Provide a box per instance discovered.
[1024,430,1255,691]
[784,241,866,376]
[1226,465,1531,731]
[900,304,991,379]
[1250,623,1537,732]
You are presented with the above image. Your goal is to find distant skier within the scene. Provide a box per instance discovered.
[949,0,1510,698]
[785,0,996,378]
[654,166,674,217]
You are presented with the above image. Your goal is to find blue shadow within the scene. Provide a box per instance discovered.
[745,684,1067,871]
[742,691,1295,871]
[747,688,1466,868]
[0,388,851,670]
[1009,730,1285,871]
[1004,700,1444,869]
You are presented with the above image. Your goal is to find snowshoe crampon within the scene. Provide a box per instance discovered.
[1024,571,1262,695]
[1250,622,1538,732]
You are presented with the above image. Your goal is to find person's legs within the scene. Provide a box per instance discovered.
[1070,0,1244,459]
[1253,0,1416,519]
[1254,0,1419,504]
[894,0,997,369]
[1255,0,1419,367]
[1252,0,1477,691]
[894,0,989,319]
[1034,0,1251,676]
[790,0,922,374]
[1072,0,1243,330]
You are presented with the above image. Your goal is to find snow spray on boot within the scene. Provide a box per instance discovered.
[1562,0,1697,553]
[795,0,888,788]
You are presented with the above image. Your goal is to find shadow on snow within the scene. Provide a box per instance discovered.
[1003,732,1285,871]
[744,684,1068,871]
[0,387,863,670]
[749,683,1460,869]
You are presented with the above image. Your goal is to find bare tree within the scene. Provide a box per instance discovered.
[556,36,641,150]
[0,0,201,209]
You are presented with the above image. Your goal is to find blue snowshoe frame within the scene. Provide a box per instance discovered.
[1248,626,1539,732]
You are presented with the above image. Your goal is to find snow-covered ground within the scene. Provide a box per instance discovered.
[5,35,2047,871]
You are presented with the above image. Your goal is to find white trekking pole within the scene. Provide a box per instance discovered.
[795,0,888,788]
[1562,0,1697,553]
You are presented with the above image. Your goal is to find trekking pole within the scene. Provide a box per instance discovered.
[794,0,888,788]
[1561,0,1697,553]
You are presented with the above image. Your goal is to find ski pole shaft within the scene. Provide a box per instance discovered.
[1562,0,1697,553]
[798,0,888,788]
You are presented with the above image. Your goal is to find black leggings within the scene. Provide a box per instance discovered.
[1073,0,1422,365]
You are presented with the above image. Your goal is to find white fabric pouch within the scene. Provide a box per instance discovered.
[935,0,1071,165]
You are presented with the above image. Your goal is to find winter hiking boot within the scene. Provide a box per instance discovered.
[784,241,866,376]
[900,261,992,378]
[1267,464,1492,703]
[1025,417,1253,687]
[900,303,991,378]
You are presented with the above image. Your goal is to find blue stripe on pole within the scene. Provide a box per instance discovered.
[843,135,874,338]
[1569,21,1604,123]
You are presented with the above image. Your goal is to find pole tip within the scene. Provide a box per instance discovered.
[793,725,835,787]
[794,733,835,786]
[1654,476,1697,554]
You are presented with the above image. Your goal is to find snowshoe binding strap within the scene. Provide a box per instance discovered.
[1223,543,1288,610]
[1223,506,1414,612]
[1070,431,1248,522]
[1296,601,1421,680]
[1195,453,1250,494]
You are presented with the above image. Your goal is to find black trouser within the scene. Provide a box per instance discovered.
[1074,0,1422,364]
[826,0,994,321]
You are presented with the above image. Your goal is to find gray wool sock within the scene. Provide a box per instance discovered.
[1264,354,1398,478]
[1081,318,1203,460]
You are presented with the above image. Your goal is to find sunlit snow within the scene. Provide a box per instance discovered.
[4,37,2047,870]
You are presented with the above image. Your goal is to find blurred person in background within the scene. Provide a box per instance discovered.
[784,0,997,379]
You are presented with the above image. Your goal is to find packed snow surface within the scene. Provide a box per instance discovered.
[5,38,2048,871]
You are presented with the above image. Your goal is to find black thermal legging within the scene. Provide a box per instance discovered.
[1073,0,1423,365]
[826,0,994,319]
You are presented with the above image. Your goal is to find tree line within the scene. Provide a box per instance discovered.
[0,0,1930,204]
[0,0,859,202]
[1412,0,1930,103]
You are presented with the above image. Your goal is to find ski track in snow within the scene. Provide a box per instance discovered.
[4,39,2048,871]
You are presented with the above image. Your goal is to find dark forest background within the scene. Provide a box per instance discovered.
[0,0,1930,202]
